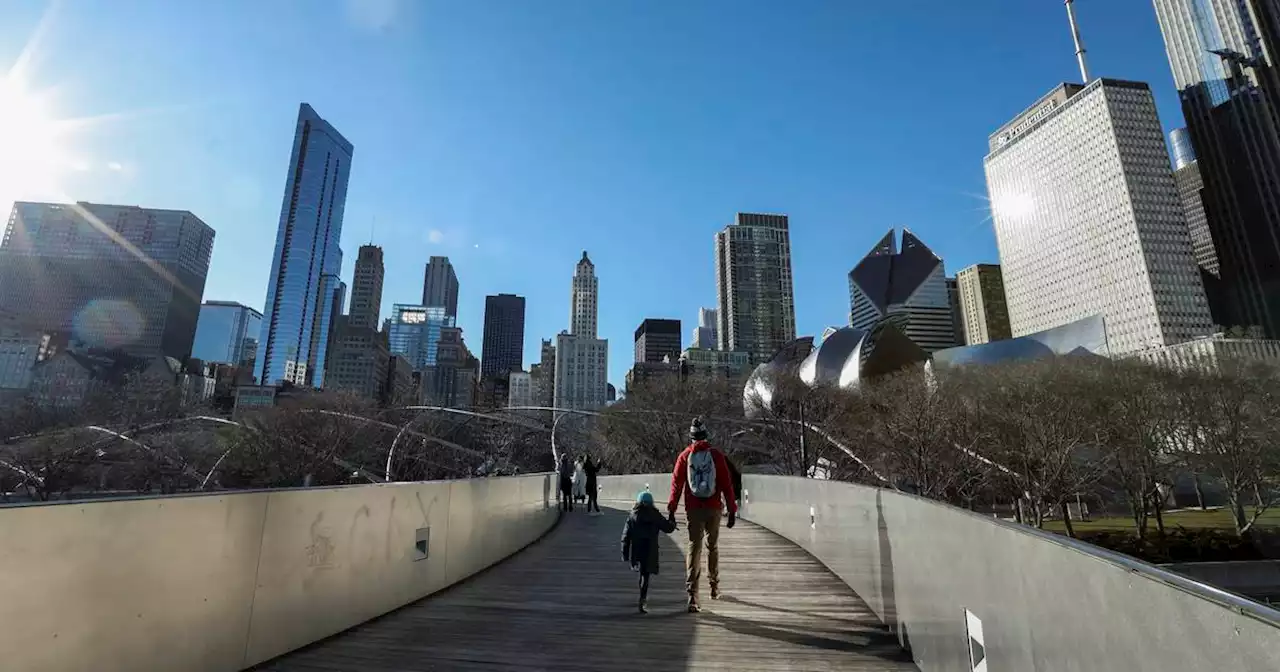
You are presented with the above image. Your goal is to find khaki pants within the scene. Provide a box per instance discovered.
[685,507,721,599]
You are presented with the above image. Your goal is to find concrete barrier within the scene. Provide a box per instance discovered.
[740,475,1280,672]
[0,474,558,672]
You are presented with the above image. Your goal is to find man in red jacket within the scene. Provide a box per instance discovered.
[668,417,737,612]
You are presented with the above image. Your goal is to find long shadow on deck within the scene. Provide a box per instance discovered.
[262,504,915,671]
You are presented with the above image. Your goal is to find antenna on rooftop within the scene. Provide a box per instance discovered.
[1065,0,1091,82]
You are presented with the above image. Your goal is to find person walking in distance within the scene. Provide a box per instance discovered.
[583,454,604,515]
[667,417,736,613]
[557,453,574,512]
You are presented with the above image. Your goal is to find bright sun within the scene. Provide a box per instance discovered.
[0,76,71,211]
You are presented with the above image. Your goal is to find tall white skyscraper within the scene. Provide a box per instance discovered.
[571,251,598,338]
[556,252,608,410]
[984,79,1213,355]
[715,213,796,364]
[690,307,718,349]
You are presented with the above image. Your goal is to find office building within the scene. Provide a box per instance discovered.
[848,229,957,353]
[256,103,353,387]
[0,201,214,361]
[422,326,478,409]
[531,338,555,407]
[681,347,751,378]
[422,256,459,319]
[1152,1,1280,335]
[1169,128,1217,277]
[325,247,389,400]
[192,301,263,368]
[480,294,525,378]
[571,251,598,337]
[955,264,1012,346]
[634,318,681,363]
[555,331,609,411]
[715,213,796,363]
[946,277,965,347]
[625,361,680,392]
[388,304,453,370]
[384,354,416,406]
[508,370,533,408]
[690,307,718,349]
[984,79,1214,355]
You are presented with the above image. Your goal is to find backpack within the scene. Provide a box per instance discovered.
[687,448,717,499]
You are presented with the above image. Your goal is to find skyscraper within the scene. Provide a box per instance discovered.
[256,103,353,387]
[847,229,956,353]
[1170,129,1220,277]
[348,245,384,330]
[1152,0,1280,334]
[422,256,459,319]
[571,251,598,337]
[0,201,215,360]
[634,318,681,363]
[324,245,389,400]
[422,325,478,409]
[480,294,525,378]
[946,277,965,347]
[388,304,453,369]
[715,213,796,364]
[192,301,263,368]
[690,307,718,349]
[955,264,1012,346]
[984,79,1213,354]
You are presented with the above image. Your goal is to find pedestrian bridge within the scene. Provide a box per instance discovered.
[4,474,1280,671]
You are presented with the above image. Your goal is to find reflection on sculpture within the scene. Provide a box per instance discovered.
[744,320,927,418]
[930,314,1109,367]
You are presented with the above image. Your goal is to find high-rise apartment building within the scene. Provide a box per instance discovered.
[715,213,796,364]
[955,264,1012,346]
[422,256,459,319]
[984,79,1214,355]
[690,307,718,349]
[256,103,353,387]
[571,252,598,337]
[1170,128,1220,278]
[480,294,525,378]
[848,229,957,353]
[0,201,215,360]
[388,304,454,370]
[1152,1,1280,335]
[192,301,263,368]
[325,246,389,400]
[634,318,681,363]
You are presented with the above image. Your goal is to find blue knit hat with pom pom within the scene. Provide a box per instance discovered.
[637,491,654,506]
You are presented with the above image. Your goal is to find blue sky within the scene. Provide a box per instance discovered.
[1,0,1182,387]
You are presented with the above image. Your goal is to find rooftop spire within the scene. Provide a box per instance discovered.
[1065,0,1090,82]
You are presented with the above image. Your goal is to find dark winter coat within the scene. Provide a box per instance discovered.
[583,459,602,488]
[621,502,677,574]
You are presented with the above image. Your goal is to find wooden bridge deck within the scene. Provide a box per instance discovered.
[261,504,917,671]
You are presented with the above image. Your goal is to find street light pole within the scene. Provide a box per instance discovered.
[798,402,808,478]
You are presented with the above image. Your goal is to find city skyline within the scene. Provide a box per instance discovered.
[0,2,1206,386]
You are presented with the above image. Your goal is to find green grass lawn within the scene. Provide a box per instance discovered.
[1040,507,1280,533]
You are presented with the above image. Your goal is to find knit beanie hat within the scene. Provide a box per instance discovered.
[690,417,708,441]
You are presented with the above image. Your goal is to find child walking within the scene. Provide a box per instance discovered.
[620,491,677,613]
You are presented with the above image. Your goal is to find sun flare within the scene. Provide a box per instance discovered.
[0,76,74,212]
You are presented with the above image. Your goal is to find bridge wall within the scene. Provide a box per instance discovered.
[597,473,1280,671]
[0,474,558,672]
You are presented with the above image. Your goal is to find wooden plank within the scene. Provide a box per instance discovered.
[259,505,917,671]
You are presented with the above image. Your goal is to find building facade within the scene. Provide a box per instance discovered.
[690,307,718,349]
[715,213,796,363]
[388,304,453,370]
[422,325,478,409]
[480,294,525,378]
[984,79,1214,355]
[1170,129,1219,277]
[0,202,215,361]
[256,103,353,388]
[422,256,459,319]
[955,264,1012,346]
[531,338,555,407]
[634,318,681,363]
[681,347,751,378]
[848,229,957,353]
[325,246,389,400]
[508,370,533,408]
[1134,335,1280,370]
[554,331,609,410]
[947,277,965,347]
[571,252,598,338]
[192,301,262,368]
[1152,0,1280,336]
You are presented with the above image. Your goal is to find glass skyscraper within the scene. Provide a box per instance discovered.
[388,304,453,370]
[192,301,262,368]
[255,103,353,387]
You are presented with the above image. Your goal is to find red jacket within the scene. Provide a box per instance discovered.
[668,441,738,514]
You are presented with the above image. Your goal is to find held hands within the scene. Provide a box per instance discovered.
[727,511,736,529]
